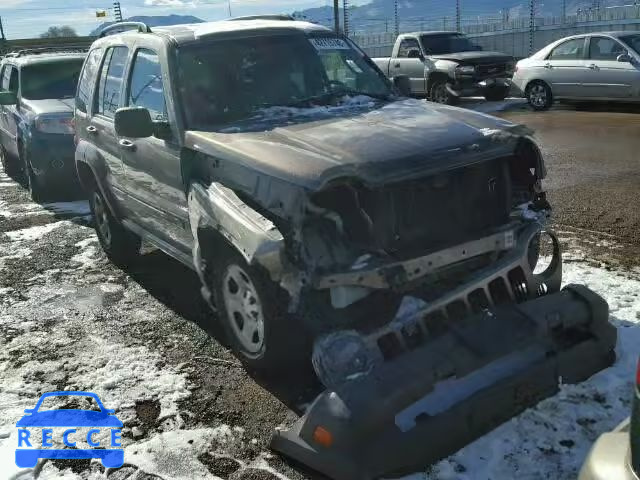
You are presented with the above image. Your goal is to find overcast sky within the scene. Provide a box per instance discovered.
[0,0,368,39]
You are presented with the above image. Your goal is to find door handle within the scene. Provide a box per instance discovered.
[588,63,598,70]
[119,139,136,151]
[544,63,553,69]
[394,63,401,68]
[86,126,98,134]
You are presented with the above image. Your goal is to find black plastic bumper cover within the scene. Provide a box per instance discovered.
[271,285,617,480]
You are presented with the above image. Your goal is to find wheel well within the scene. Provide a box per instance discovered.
[426,72,450,94]
[197,226,239,274]
[76,161,97,191]
[525,79,550,94]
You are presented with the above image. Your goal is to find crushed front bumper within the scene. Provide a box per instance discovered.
[449,77,512,97]
[271,225,617,479]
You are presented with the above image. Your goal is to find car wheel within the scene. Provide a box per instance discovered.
[484,86,510,102]
[90,187,141,266]
[430,79,459,105]
[22,145,49,203]
[0,145,14,177]
[526,81,552,111]
[211,248,309,372]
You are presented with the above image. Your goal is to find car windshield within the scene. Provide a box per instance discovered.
[621,34,640,56]
[420,34,481,54]
[177,34,391,129]
[21,58,84,100]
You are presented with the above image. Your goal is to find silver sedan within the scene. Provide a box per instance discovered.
[511,31,640,110]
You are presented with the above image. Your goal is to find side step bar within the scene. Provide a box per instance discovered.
[271,285,616,480]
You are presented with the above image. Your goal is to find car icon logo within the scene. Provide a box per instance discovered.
[15,391,124,468]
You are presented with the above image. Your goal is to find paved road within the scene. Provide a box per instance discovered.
[500,103,640,266]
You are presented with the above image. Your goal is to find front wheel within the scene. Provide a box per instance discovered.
[430,79,459,105]
[210,248,309,372]
[90,187,141,266]
[484,86,510,102]
[526,81,553,111]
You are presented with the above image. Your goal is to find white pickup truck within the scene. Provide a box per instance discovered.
[373,31,515,104]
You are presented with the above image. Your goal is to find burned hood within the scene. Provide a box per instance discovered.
[431,51,513,64]
[185,98,529,191]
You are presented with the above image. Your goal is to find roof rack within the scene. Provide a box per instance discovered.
[227,14,295,21]
[6,45,89,58]
[98,22,152,38]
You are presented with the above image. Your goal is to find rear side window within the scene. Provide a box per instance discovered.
[96,46,129,119]
[548,38,585,60]
[127,49,167,121]
[2,66,19,93]
[76,48,103,113]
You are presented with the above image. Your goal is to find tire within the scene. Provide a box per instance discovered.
[526,81,553,111]
[484,86,510,102]
[210,246,309,372]
[20,144,51,203]
[430,79,459,105]
[89,186,141,267]
[0,144,17,178]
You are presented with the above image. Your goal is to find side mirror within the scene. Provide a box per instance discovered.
[617,53,632,63]
[0,91,17,106]
[407,49,423,60]
[114,107,154,138]
[393,75,412,97]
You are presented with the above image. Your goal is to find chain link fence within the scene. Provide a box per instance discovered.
[343,1,640,58]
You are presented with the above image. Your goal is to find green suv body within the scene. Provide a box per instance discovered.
[74,19,605,374]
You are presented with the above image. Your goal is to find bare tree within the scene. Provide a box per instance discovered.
[40,26,78,38]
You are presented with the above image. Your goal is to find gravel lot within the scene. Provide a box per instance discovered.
[1,103,639,480]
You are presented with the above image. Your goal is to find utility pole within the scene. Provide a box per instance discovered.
[394,0,399,36]
[562,0,566,24]
[113,1,123,22]
[343,0,350,37]
[333,0,340,33]
[0,17,5,41]
[227,0,232,17]
[456,0,461,32]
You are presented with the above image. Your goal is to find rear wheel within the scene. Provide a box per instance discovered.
[210,247,309,372]
[430,79,459,105]
[526,81,553,111]
[90,187,141,266]
[0,144,17,177]
[20,145,50,203]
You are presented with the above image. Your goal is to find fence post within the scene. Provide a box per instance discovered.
[394,0,399,36]
[343,0,350,37]
[456,0,461,32]
[529,0,535,55]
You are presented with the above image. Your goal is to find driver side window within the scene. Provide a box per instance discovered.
[398,39,421,58]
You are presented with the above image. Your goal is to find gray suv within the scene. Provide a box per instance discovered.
[74,19,615,391]
[0,48,86,200]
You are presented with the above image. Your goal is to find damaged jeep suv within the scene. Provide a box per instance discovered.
[76,19,616,478]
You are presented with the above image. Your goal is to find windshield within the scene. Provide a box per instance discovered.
[621,34,640,56]
[21,59,84,100]
[177,34,391,129]
[420,34,481,55]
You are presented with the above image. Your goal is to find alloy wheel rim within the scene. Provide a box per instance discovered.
[433,84,449,104]
[222,264,265,354]
[93,192,112,247]
[530,85,548,107]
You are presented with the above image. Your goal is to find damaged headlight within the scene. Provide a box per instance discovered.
[312,331,380,389]
[456,65,476,76]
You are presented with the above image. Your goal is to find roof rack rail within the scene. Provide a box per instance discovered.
[7,45,89,57]
[98,22,152,38]
[227,14,295,21]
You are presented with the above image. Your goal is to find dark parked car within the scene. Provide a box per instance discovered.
[579,359,640,480]
[0,48,86,201]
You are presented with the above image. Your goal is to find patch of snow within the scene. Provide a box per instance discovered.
[4,222,65,242]
[70,237,100,269]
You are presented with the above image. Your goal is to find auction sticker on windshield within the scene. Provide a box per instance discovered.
[310,37,350,50]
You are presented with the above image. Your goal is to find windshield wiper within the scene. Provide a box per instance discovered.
[286,89,389,108]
